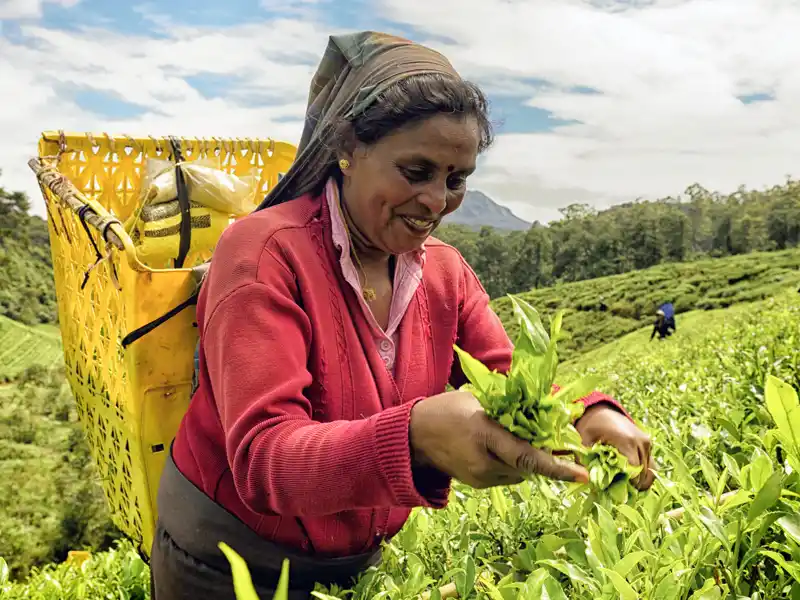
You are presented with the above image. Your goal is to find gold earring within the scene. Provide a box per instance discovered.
[339,158,350,171]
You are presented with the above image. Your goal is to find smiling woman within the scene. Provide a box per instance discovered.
[150,30,651,600]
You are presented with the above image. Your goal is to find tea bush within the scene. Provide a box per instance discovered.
[4,290,799,599]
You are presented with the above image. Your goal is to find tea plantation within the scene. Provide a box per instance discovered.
[2,272,799,599]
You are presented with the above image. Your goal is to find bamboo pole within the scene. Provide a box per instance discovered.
[27,157,126,250]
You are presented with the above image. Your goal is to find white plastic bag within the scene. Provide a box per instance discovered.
[140,157,261,217]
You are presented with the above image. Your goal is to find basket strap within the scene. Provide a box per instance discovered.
[121,263,209,348]
[121,291,199,349]
[170,137,192,269]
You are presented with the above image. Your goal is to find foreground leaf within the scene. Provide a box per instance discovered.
[778,514,800,546]
[600,568,638,600]
[219,542,262,600]
[765,375,800,452]
[746,470,783,526]
[219,543,292,600]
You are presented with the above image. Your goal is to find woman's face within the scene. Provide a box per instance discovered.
[340,113,480,256]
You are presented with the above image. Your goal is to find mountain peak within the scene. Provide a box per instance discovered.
[443,190,531,231]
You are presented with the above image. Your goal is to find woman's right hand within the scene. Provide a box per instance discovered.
[409,390,589,489]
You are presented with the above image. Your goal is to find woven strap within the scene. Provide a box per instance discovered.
[121,291,199,349]
[169,137,192,269]
[121,263,209,348]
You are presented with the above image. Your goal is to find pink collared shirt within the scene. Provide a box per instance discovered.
[325,179,425,374]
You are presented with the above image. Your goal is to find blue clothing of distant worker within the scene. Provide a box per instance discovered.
[659,303,674,319]
[650,303,676,341]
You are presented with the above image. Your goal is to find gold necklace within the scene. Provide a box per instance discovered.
[334,192,377,302]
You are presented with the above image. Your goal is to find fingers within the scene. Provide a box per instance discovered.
[472,414,657,490]
[639,457,656,490]
[481,419,589,484]
[631,435,655,491]
[460,453,524,489]
[480,459,526,488]
[517,446,589,483]
[635,455,656,491]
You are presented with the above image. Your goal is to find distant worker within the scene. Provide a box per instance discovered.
[650,302,676,341]
[598,296,608,312]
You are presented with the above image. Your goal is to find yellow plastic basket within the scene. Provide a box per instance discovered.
[31,131,297,558]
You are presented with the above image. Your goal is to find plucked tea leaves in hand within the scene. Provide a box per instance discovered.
[455,294,639,495]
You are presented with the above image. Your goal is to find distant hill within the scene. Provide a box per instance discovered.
[490,247,800,362]
[445,190,531,231]
[0,316,62,382]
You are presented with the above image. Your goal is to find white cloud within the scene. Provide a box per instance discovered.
[261,0,324,6]
[378,0,800,222]
[0,15,337,215]
[3,0,800,226]
[0,0,80,20]
[259,0,329,19]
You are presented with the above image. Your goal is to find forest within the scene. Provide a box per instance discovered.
[436,179,800,298]
[3,174,800,325]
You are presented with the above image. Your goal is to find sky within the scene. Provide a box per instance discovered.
[1,0,799,224]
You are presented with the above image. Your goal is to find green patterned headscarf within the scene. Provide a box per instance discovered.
[256,31,459,210]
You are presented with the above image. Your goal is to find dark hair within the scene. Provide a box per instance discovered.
[342,73,494,153]
[260,73,493,208]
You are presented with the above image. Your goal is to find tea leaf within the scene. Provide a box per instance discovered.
[455,555,476,599]
[541,560,599,594]
[600,568,638,600]
[612,550,651,578]
[219,542,262,600]
[652,573,679,600]
[489,487,508,520]
[778,514,800,546]
[761,550,800,583]
[523,568,568,600]
[746,471,783,525]
[765,375,800,451]
[699,455,720,493]
[697,507,730,550]
[688,578,722,600]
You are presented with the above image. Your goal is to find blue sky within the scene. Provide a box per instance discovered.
[1,0,798,223]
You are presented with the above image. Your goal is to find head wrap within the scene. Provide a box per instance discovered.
[256,31,459,210]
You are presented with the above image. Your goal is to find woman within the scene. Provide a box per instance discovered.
[150,31,655,599]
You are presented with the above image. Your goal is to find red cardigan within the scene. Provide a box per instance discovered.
[171,192,625,557]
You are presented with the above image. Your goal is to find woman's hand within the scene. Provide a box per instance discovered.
[575,404,656,490]
[409,391,589,489]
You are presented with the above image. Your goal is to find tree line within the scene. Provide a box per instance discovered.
[2,173,800,325]
[436,178,800,299]
[0,173,57,325]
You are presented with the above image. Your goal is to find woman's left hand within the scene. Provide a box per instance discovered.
[575,404,656,491]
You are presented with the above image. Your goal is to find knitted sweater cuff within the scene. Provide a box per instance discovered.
[374,398,451,509]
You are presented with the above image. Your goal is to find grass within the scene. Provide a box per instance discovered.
[0,316,62,382]
[491,247,800,362]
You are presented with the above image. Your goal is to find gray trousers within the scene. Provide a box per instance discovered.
[149,448,381,600]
